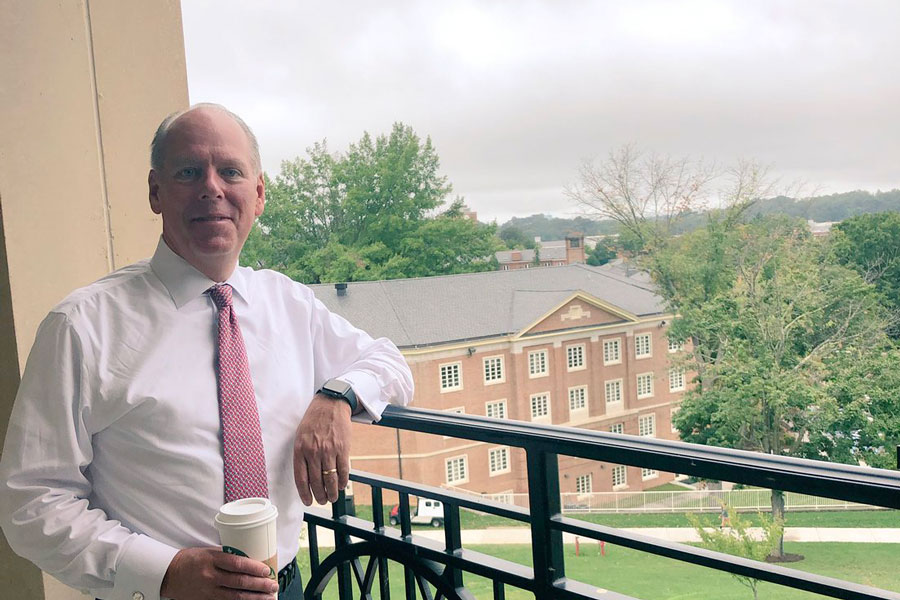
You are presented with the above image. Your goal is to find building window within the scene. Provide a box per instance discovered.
[669,367,685,392]
[635,333,652,359]
[530,393,550,421]
[637,372,654,398]
[570,238,581,248]
[566,344,586,371]
[575,473,592,494]
[486,399,507,419]
[488,447,511,475]
[568,386,588,413]
[483,355,505,385]
[612,465,627,488]
[528,349,548,377]
[610,422,624,435]
[639,414,656,437]
[439,362,462,392]
[445,455,468,484]
[501,265,510,271]
[490,490,515,505]
[605,379,623,406]
[642,468,659,480]
[603,338,621,365]
[668,338,684,353]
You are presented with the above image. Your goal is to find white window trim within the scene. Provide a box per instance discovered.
[482,355,506,385]
[566,343,586,372]
[445,454,469,485]
[668,339,684,353]
[669,367,686,392]
[568,385,588,415]
[485,399,507,420]
[641,468,659,481]
[612,465,628,490]
[635,333,653,360]
[529,392,551,423]
[528,349,549,378]
[603,338,622,366]
[637,372,655,399]
[439,361,463,393]
[639,414,656,438]
[575,473,593,495]
[609,422,624,435]
[605,378,624,407]
[488,446,511,476]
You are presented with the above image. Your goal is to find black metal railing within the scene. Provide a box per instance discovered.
[302,406,900,600]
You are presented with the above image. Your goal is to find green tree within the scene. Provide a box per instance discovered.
[586,243,617,266]
[667,216,893,557]
[830,212,900,337]
[498,225,536,249]
[241,124,500,282]
[688,506,784,600]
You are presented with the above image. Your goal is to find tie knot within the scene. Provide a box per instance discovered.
[208,283,233,310]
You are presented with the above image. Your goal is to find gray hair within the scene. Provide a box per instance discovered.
[150,103,262,174]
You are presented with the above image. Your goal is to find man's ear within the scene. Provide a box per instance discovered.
[255,173,266,217]
[149,170,162,214]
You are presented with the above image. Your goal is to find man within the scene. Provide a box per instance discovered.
[0,104,413,600]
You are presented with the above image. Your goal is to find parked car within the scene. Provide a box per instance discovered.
[389,498,444,527]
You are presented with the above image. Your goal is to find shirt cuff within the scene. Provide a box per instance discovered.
[339,371,386,423]
[109,534,180,600]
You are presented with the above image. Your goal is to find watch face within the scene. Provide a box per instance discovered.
[325,379,352,396]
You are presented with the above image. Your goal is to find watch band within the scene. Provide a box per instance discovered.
[319,378,359,413]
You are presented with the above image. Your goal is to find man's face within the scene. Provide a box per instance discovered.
[148,108,264,276]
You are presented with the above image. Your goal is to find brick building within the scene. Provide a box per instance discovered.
[310,263,688,503]
[495,233,587,270]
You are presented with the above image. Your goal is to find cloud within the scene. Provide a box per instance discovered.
[183,0,900,223]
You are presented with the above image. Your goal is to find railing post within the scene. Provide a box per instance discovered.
[443,502,464,589]
[371,487,390,599]
[332,491,353,600]
[527,449,565,598]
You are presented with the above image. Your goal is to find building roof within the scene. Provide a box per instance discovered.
[309,263,667,349]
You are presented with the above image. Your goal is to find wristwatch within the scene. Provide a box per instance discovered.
[318,378,359,413]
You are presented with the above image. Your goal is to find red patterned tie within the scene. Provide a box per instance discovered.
[209,284,269,502]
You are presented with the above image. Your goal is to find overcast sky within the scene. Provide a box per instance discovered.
[182,1,900,224]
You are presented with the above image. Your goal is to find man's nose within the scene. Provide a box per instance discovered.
[199,170,225,199]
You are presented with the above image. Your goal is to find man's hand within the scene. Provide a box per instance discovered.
[160,547,278,600]
[294,394,352,505]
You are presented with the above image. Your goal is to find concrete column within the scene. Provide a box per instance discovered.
[0,2,189,599]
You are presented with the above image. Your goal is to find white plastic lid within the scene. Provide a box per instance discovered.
[215,497,278,527]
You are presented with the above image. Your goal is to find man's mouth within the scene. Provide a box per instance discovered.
[192,216,232,222]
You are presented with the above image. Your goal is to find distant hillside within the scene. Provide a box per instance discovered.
[499,189,900,241]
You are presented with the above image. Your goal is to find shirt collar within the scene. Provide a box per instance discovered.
[149,237,251,309]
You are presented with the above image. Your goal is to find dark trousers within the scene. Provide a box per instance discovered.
[279,558,303,600]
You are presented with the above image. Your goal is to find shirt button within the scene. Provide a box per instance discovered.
[132,592,144,600]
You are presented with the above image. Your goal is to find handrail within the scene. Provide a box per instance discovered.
[378,405,900,508]
[301,405,900,600]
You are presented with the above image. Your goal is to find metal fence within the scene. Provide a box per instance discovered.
[480,488,881,513]
[303,406,900,600]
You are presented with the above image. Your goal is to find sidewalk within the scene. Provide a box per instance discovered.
[300,526,900,548]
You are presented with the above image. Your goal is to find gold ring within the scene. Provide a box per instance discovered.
[322,468,338,475]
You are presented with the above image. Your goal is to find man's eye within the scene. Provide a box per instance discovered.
[222,168,242,178]
[176,167,199,178]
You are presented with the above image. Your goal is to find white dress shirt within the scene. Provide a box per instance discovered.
[0,238,413,600]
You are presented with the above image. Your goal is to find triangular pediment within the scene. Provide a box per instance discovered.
[516,293,637,337]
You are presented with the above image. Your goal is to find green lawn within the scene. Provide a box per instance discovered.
[351,504,899,530]
[298,542,899,599]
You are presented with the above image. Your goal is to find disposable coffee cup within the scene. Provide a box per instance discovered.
[215,497,278,579]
